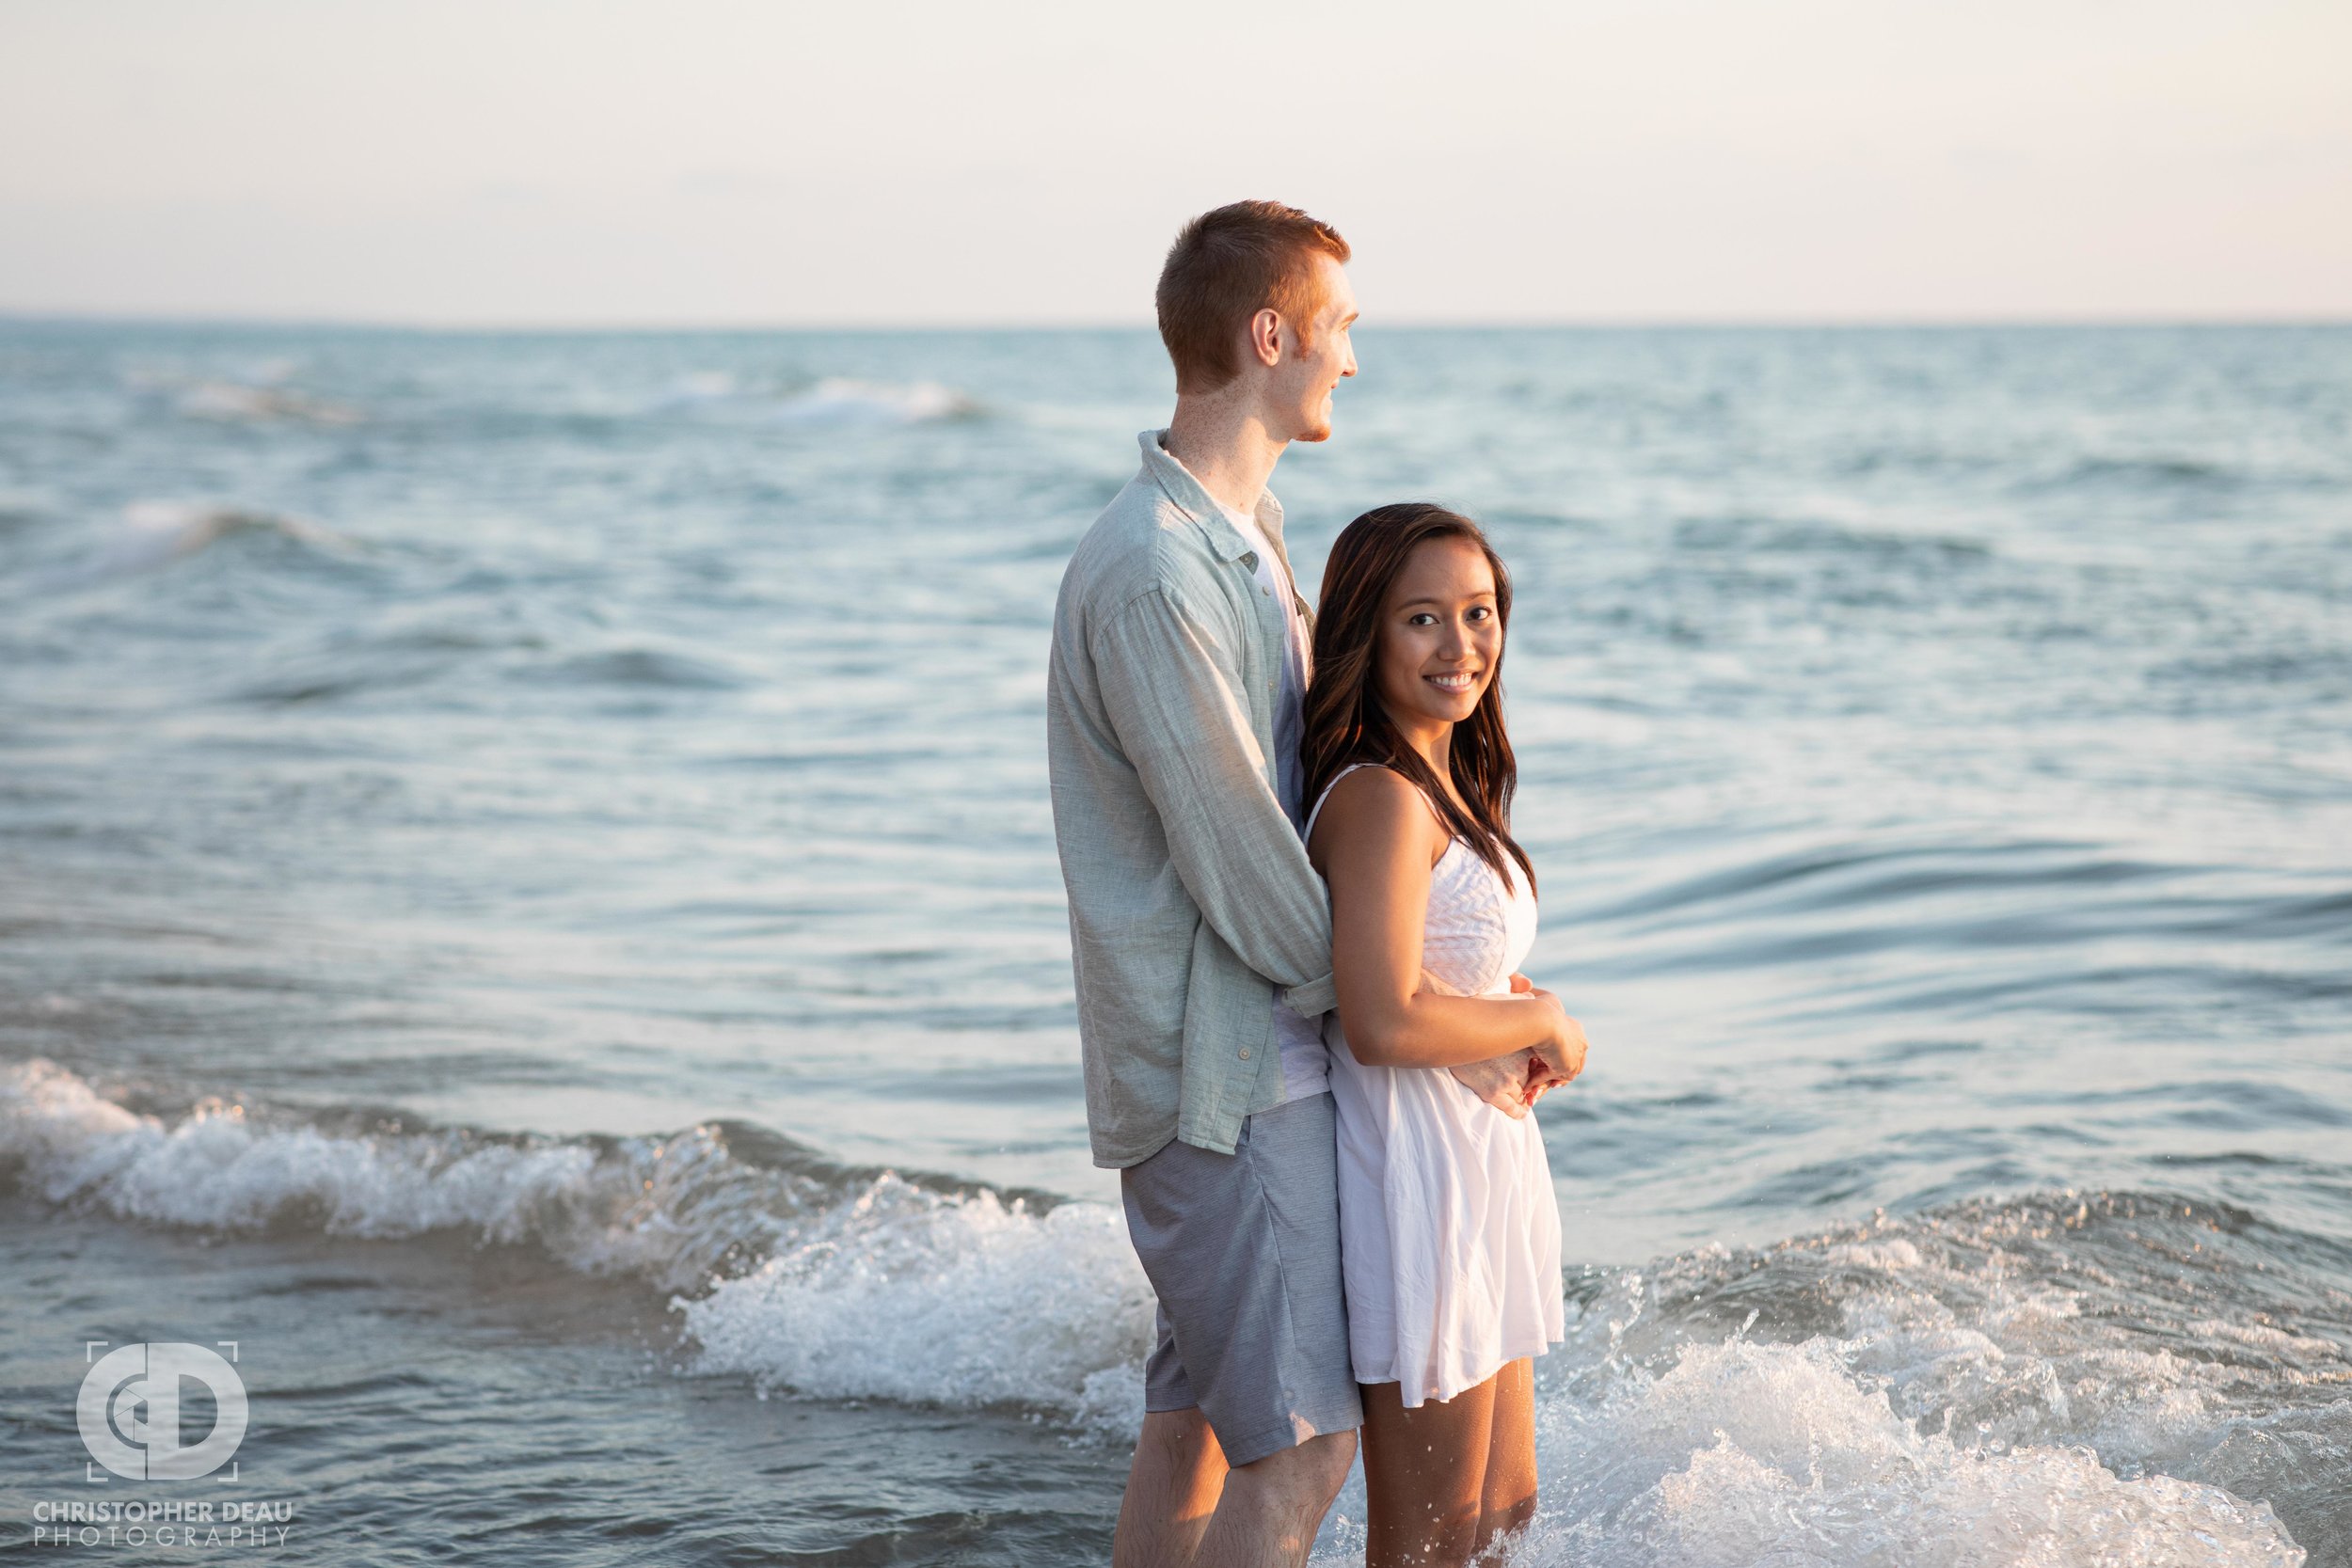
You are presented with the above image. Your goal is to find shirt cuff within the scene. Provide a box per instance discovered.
[1280,974,1337,1018]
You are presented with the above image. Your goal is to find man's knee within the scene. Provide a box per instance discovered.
[1245,1429,1357,1507]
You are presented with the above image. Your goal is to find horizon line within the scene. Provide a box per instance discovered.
[4,309,2349,335]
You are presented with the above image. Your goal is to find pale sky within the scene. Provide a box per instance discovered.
[2,0,2346,325]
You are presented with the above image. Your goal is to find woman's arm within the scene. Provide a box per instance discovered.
[1309,766,1573,1070]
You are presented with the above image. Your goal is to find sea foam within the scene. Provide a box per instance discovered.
[1,1060,2333,1564]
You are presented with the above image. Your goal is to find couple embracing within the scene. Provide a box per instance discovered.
[1048,201,1591,1568]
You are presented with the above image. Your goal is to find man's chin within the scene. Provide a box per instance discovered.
[1294,420,1333,444]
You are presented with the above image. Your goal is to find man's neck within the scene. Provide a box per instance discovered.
[1162,392,1287,520]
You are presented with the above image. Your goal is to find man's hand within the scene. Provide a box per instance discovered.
[1450,1049,1538,1117]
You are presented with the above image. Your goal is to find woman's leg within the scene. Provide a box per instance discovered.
[1360,1374,1500,1568]
[1473,1358,1538,1561]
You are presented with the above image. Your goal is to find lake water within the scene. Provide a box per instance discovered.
[2,321,2347,1564]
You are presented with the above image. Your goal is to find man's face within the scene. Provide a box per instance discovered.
[1270,252,1359,444]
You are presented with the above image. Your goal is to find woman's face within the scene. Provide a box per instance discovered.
[1375,534,1502,732]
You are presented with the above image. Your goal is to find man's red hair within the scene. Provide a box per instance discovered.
[1154,200,1351,394]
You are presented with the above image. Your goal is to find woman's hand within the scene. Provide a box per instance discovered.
[1525,988,1588,1086]
[1453,979,1587,1114]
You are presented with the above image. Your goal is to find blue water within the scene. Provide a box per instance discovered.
[2,322,2347,1564]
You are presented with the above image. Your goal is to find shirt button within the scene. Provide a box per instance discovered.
[1239,1046,1253,1060]
[1263,586,1272,596]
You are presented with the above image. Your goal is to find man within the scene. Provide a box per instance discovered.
[1051,201,1565,1566]
[1045,199,1363,1568]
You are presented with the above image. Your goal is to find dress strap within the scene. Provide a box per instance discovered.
[1303,762,1449,843]
[1302,763,1372,842]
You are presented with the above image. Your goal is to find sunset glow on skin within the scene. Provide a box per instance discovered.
[1277,254,1359,445]
[1375,536,1501,760]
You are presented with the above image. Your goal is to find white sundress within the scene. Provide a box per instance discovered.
[1311,764,1565,1408]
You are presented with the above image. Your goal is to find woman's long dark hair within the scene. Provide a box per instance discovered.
[1302,502,1534,894]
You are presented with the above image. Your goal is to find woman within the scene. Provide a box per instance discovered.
[1299,503,1587,1566]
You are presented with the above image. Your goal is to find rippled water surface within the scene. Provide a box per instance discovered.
[2,323,2348,1563]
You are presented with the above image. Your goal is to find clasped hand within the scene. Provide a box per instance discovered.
[1447,974,1587,1118]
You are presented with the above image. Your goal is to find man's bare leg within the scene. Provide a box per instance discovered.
[1190,1429,1358,1568]
[1115,1409,1228,1568]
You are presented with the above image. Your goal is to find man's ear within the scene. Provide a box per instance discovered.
[1248,307,1284,370]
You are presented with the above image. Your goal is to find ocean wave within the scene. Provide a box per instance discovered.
[768,377,977,426]
[644,373,977,426]
[2,1061,2339,1563]
[1672,514,1994,564]
[1575,836,2153,927]
[0,1058,816,1291]
[532,645,752,690]
[677,1177,1152,1436]
[176,379,362,427]
[23,500,352,591]
[2044,454,2246,492]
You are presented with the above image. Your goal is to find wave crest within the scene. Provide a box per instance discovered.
[2,1060,2336,1563]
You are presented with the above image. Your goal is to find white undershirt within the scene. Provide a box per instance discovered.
[1213,497,1331,1103]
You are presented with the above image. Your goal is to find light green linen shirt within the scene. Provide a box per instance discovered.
[1047,430,1338,1167]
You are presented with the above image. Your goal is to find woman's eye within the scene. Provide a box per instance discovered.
[1468,606,1492,622]
[1407,612,1437,626]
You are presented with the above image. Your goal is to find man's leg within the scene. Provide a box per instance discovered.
[1190,1429,1357,1568]
[1119,1097,1362,1567]
[1115,1408,1228,1568]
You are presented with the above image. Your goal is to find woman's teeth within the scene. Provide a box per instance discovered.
[1427,672,1476,691]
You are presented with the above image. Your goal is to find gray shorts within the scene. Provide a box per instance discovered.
[1119,1091,1362,1467]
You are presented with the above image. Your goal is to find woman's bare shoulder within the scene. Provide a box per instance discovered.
[1309,765,1447,867]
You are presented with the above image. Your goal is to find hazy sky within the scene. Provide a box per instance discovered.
[3,0,2346,325]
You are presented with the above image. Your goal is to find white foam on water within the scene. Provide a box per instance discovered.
[2,1060,2332,1563]
[175,379,360,426]
[1462,1338,2307,1567]
[26,501,353,588]
[768,377,973,425]
[634,373,974,426]
[675,1173,1153,1435]
[0,1058,792,1291]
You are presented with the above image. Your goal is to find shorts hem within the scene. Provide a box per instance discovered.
[1211,1402,1364,1469]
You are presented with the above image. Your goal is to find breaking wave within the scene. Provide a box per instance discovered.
[2,1059,2341,1563]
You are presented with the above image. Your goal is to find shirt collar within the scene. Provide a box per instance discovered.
[1137,429,1285,564]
